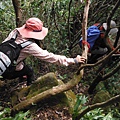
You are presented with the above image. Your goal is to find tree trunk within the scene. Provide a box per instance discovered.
[12,0,22,27]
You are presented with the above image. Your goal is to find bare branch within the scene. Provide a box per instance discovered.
[75,94,120,120]
[52,2,62,36]
[77,44,120,75]
[68,0,72,41]
[12,73,82,113]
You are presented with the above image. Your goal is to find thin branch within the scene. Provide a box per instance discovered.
[52,2,62,36]
[81,0,90,59]
[104,0,120,39]
[103,64,120,80]
[68,0,72,41]
[77,44,120,75]
[75,94,120,120]
[12,73,82,113]
[88,45,120,94]
[88,63,120,94]
[78,0,91,76]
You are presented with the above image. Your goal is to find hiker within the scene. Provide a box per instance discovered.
[79,20,119,63]
[2,17,85,86]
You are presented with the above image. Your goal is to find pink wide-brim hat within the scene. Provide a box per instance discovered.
[16,17,48,40]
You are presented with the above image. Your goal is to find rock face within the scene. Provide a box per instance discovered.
[11,72,77,113]
[92,90,111,111]
[92,90,111,103]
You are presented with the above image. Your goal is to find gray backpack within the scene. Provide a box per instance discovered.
[0,31,33,75]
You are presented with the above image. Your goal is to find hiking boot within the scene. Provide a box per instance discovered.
[19,75,27,82]
[26,75,35,86]
[19,65,35,86]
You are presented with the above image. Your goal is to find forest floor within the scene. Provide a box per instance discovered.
[0,80,73,120]
[0,41,120,119]
[0,63,91,120]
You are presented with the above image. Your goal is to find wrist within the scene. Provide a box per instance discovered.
[74,58,78,64]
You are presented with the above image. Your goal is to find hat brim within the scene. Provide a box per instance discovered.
[16,24,48,40]
[103,23,118,35]
[103,23,107,30]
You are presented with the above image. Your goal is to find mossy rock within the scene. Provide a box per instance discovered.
[56,79,76,113]
[92,90,111,112]
[11,72,77,113]
[92,90,111,103]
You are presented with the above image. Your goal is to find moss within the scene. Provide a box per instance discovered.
[11,73,59,105]
[11,91,19,106]
[11,72,77,114]
[93,90,111,103]
[27,73,59,98]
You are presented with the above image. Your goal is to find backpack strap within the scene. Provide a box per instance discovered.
[11,30,19,40]
[20,41,33,48]
[7,31,33,49]
[12,30,33,48]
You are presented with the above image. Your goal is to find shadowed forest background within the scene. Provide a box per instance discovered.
[0,0,120,119]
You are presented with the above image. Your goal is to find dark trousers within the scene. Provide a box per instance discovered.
[2,65,34,85]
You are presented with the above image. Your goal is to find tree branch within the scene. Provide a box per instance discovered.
[12,73,82,113]
[102,64,120,80]
[75,94,120,120]
[104,0,120,50]
[68,0,72,41]
[78,0,91,76]
[12,0,22,27]
[88,44,120,94]
[52,2,62,36]
[81,0,90,60]
[77,44,120,75]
